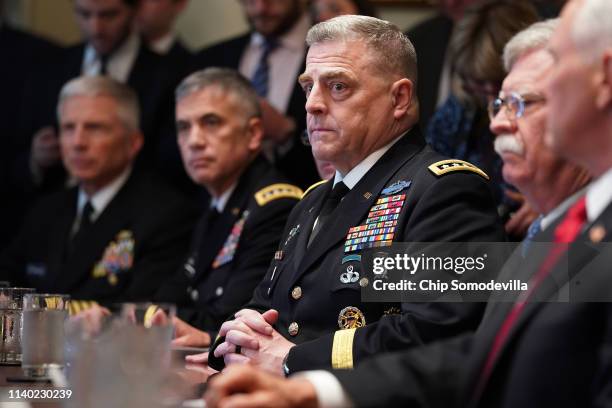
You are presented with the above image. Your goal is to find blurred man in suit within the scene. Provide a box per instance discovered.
[197,0,318,189]
[0,4,61,250]
[136,0,190,57]
[0,76,197,303]
[155,68,302,344]
[204,6,612,406]
[14,0,187,197]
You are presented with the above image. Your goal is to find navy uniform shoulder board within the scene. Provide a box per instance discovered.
[428,159,489,180]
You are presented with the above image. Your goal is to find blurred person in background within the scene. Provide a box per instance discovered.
[196,0,318,189]
[426,0,540,240]
[310,0,377,23]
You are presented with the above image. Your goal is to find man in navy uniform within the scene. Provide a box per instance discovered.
[0,76,196,303]
[155,68,302,345]
[202,15,505,374]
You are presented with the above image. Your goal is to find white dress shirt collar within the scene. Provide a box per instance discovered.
[586,167,612,223]
[333,133,405,190]
[77,167,132,222]
[210,182,238,213]
[149,32,176,55]
[82,31,140,82]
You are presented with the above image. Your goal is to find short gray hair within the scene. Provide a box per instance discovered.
[175,68,261,118]
[571,0,612,62]
[306,15,418,84]
[57,76,140,131]
[503,19,559,72]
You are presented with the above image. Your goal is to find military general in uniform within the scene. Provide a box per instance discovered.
[203,16,506,374]
[154,68,302,345]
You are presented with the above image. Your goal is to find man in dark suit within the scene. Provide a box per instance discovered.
[0,76,197,304]
[136,0,191,59]
[13,0,188,198]
[200,15,505,376]
[196,0,318,189]
[153,68,302,346]
[0,19,61,251]
[203,4,612,407]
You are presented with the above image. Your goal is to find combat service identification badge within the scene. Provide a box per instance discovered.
[338,306,366,329]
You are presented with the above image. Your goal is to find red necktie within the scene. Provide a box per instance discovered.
[475,196,587,397]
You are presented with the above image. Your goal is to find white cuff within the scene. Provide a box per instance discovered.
[292,370,355,408]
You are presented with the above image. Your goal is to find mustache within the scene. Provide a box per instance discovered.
[494,134,525,156]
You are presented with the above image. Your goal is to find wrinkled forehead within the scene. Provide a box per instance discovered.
[501,50,554,95]
[303,40,377,77]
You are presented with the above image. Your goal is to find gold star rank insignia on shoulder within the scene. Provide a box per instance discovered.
[255,183,303,206]
[428,159,489,179]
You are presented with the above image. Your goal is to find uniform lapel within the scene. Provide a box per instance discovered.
[291,181,330,271]
[45,189,79,291]
[57,180,135,294]
[193,158,264,281]
[293,130,426,284]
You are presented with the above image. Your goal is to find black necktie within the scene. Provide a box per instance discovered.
[308,182,349,247]
[68,201,94,257]
[99,54,109,75]
[251,38,278,97]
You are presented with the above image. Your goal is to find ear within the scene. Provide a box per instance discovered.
[246,117,264,152]
[594,51,612,110]
[128,130,144,159]
[390,78,414,120]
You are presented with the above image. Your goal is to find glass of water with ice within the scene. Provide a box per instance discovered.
[0,287,35,364]
[21,293,70,377]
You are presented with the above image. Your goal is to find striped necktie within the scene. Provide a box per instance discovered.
[251,38,278,97]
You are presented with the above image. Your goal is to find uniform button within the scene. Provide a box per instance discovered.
[288,322,299,336]
[359,277,369,287]
[215,286,224,297]
[291,286,302,300]
[190,289,199,301]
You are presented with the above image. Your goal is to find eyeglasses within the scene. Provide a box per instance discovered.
[488,92,546,121]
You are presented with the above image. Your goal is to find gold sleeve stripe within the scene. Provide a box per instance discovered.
[68,300,79,316]
[255,183,304,206]
[302,180,329,199]
[331,328,357,369]
[67,300,100,316]
[428,159,490,180]
[143,305,159,328]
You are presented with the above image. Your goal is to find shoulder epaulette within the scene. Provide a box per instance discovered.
[255,183,303,206]
[302,179,329,199]
[428,159,489,180]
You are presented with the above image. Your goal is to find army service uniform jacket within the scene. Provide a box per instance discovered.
[209,129,506,372]
[0,170,198,303]
[155,157,302,336]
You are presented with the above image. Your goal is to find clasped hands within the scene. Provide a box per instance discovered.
[212,308,295,376]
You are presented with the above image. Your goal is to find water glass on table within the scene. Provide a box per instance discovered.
[21,293,70,377]
[0,287,35,364]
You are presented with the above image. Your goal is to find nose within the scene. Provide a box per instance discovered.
[88,15,103,37]
[305,84,327,115]
[71,126,89,149]
[186,125,207,150]
[489,107,516,136]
